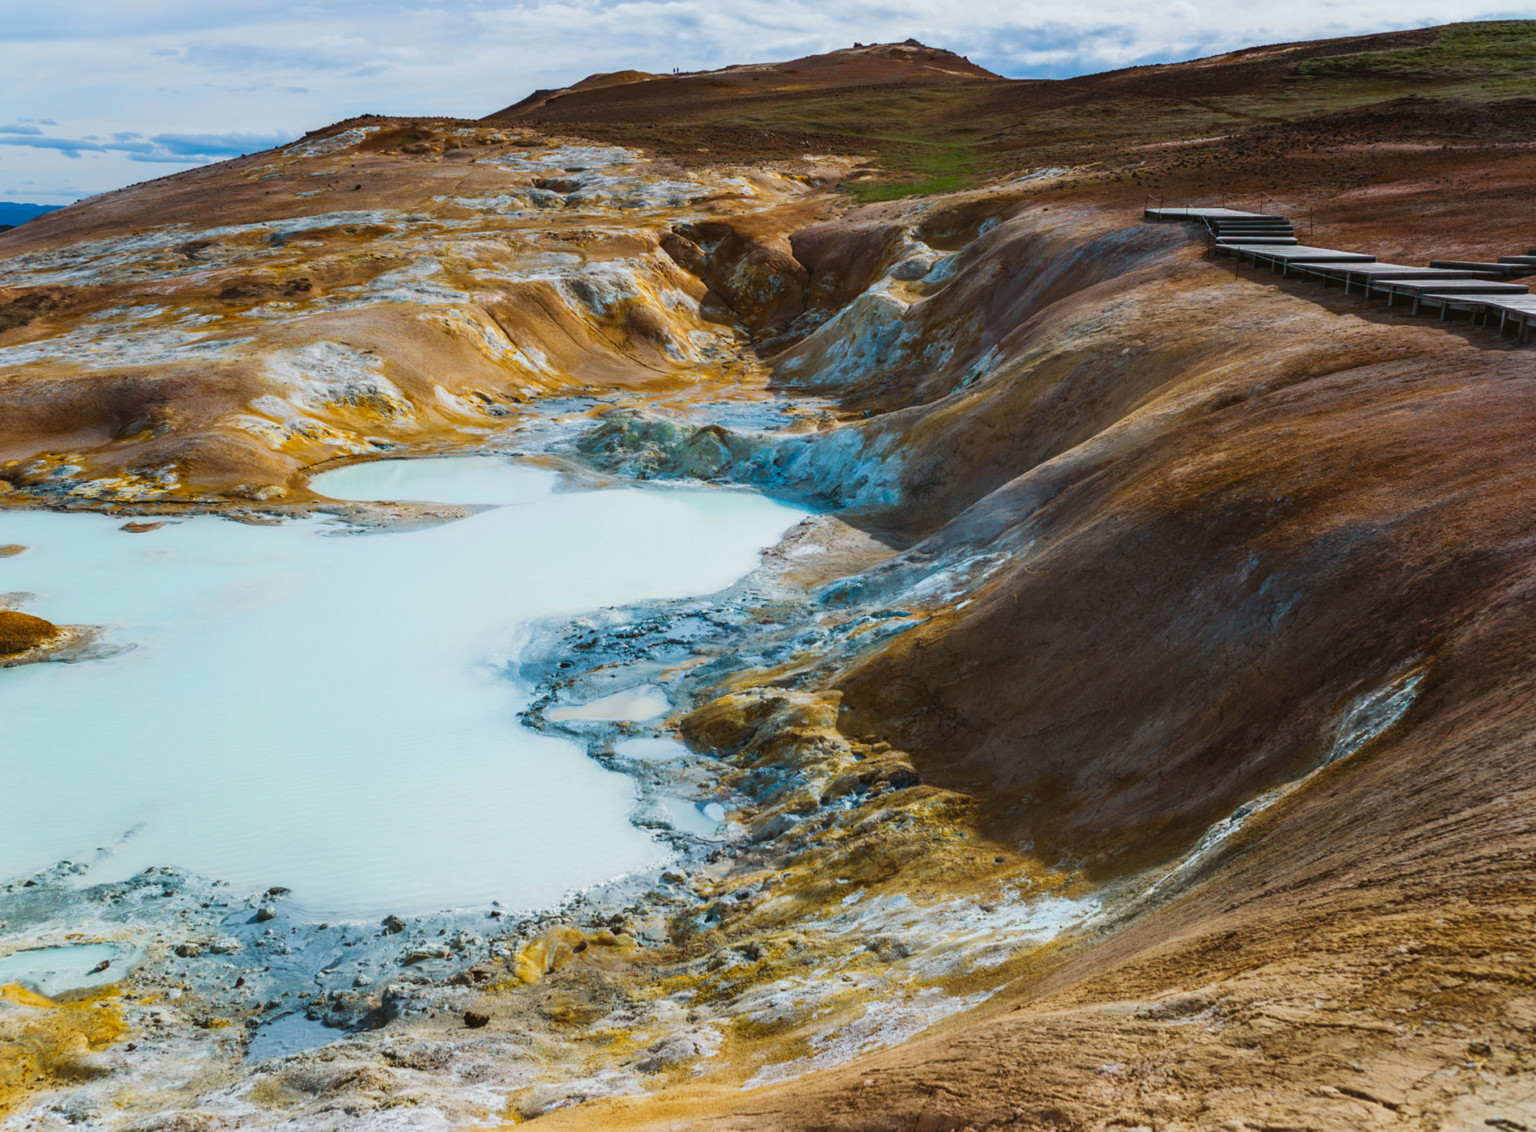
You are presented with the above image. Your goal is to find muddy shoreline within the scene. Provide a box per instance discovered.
[0,402,1111,1127]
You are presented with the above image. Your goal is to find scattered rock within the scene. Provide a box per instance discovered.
[511,1081,616,1120]
[380,984,426,1022]
[90,960,110,974]
[879,763,921,790]
[231,483,288,502]
[254,904,277,922]
[0,544,25,557]
[463,1010,490,1029]
[119,521,168,534]
[403,945,452,964]
[382,914,407,934]
[637,1027,722,1073]
[751,812,800,843]
[865,936,911,962]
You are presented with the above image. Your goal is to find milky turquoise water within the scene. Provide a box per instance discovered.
[0,943,121,996]
[0,458,805,917]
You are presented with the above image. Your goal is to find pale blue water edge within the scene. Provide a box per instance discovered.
[0,943,120,996]
[0,458,807,918]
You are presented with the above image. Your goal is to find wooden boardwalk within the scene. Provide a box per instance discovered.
[1287,264,1502,294]
[1145,207,1301,247]
[1144,207,1271,221]
[1228,245,1375,266]
[1145,207,1535,344]
[1436,295,1536,343]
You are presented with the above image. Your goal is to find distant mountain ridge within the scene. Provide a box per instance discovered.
[486,21,1536,201]
[0,202,63,228]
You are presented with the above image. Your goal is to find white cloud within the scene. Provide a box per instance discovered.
[0,1,1521,205]
[0,129,293,166]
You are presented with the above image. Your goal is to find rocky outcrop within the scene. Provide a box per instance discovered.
[663,213,811,335]
[0,610,58,656]
[0,128,839,505]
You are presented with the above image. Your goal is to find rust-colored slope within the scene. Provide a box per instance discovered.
[551,599,1536,1128]
[747,193,1536,878]
[840,316,1536,871]
[514,135,1536,1121]
[530,204,1536,1132]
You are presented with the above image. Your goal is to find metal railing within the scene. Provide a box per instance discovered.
[1252,192,1313,237]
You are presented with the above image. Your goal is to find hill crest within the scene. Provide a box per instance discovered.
[487,39,998,120]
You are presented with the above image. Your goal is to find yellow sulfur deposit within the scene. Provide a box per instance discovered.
[512,926,637,985]
[0,983,128,1119]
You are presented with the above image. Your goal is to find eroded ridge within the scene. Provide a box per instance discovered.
[0,123,843,510]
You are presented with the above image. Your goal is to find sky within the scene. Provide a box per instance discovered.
[0,1,1527,205]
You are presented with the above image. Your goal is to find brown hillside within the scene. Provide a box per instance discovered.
[486,40,998,121]
[490,22,1536,204]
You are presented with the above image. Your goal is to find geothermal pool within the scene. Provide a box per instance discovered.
[0,457,806,917]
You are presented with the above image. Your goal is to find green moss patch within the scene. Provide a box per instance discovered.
[1300,21,1536,83]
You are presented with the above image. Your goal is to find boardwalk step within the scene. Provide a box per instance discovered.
[1373,280,1529,295]
[1430,260,1532,276]
[1148,206,1533,343]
